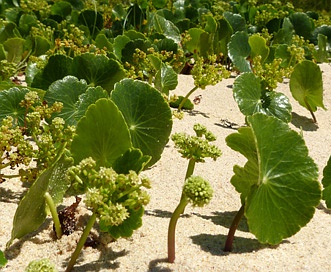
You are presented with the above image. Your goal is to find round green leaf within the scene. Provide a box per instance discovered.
[289,12,314,40]
[44,76,88,125]
[121,39,152,64]
[18,13,38,36]
[32,36,52,56]
[312,25,331,48]
[78,10,103,38]
[71,53,125,92]
[50,1,72,19]
[3,37,25,63]
[113,34,131,60]
[290,60,325,113]
[248,34,269,63]
[71,98,131,168]
[0,87,29,126]
[233,73,292,123]
[228,31,251,72]
[154,62,178,96]
[223,11,247,33]
[185,28,206,54]
[31,54,73,90]
[148,13,181,44]
[226,113,321,245]
[322,155,331,208]
[100,207,144,239]
[111,79,172,167]
[75,86,109,122]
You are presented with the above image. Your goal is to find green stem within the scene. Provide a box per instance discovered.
[224,203,245,252]
[185,159,196,180]
[304,97,317,123]
[168,194,188,263]
[177,86,199,112]
[44,192,62,239]
[66,212,97,272]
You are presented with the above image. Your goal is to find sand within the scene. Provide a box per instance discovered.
[1,63,331,271]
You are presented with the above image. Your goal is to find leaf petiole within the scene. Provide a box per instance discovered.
[66,212,97,272]
[44,192,62,239]
[224,203,245,252]
[177,86,198,112]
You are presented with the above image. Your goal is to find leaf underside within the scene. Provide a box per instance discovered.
[290,60,325,113]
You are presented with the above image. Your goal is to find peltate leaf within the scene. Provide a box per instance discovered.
[154,62,178,96]
[314,34,329,63]
[31,54,73,90]
[148,13,181,44]
[184,28,207,55]
[112,148,151,174]
[121,39,152,64]
[75,86,109,122]
[78,10,103,38]
[32,36,52,56]
[289,12,314,40]
[0,87,29,126]
[3,37,25,63]
[290,60,325,115]
[223,12,247,33]
[322,155,331,208]
[111,79,172,167]
[226,113,321,245]
[312,25,331,49]
[71,53,125,92]
[44,76,88,125]
[228,31,251,72]
[71,98,132,168]
[233,73,292,123]
[248,34,269,63]
[113,34,131,60]
[100,207,144,239]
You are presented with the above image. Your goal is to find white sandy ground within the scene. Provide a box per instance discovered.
[1,63,331,272]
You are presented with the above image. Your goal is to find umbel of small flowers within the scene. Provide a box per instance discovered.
[65,157,151,272]
[168,124,221,263]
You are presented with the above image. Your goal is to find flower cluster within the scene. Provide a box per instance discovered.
[191,54,230,90]
[0,91,74,182]
[183,175,213,207]
[66,157,151,227]
[172,124,221,163]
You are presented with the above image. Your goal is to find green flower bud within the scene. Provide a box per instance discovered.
[183,176,213,207]
[25,258,57,272]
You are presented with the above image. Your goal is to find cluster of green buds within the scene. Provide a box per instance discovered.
[20,0,51,17]
[252,55,287,90]
[191,54,230,90]
[66,157,151,227]
[25,258,57,272]
[1,91,75,182]
[0,60,17,80]
[172,123,221,163]
[0,116,35,182]
[183,175,213,207]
